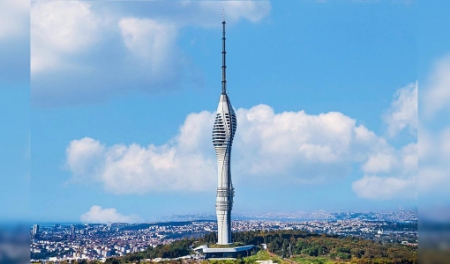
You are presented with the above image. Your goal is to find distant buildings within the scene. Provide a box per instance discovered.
[70,225,75,240]
[32,224,40,238]
[30,213,417,262]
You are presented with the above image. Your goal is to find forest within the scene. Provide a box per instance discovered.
[112,230,417,263]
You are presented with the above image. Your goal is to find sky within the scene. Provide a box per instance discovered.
[4,0,449,224]
[0,0,30,222]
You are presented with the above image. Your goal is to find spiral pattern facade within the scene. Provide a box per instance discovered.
[212,93,237,245]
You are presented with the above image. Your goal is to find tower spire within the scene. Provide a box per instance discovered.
[221,11,227,94]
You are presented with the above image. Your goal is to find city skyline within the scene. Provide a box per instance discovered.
[30,211,418,261]
[24,1,420,223]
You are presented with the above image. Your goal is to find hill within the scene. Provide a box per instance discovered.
[108,230,417,263]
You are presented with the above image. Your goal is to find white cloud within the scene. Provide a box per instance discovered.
[345,82,419,200]
[171,1,270,27]
[423,55,450,118]
[419,127,450,194]
[66,101,416,199]
[361,143,417,174]
[194,1,271,25]
[401,142,419,173]
[66,111,216,194]
[30,1,271,105]
[419,54,450,222]
[362,152,396,174]
[419,54,450,200]
[66,137,106,183]
[0,0,28,40]
[31,1,101,73]
[119,18,178,76]
[352,176,415,200]
[353,142,417,200]
[80,205,142,223]
[383,82,418,137]
[234,106,363,180]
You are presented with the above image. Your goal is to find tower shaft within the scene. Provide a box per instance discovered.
[213,18,236,245]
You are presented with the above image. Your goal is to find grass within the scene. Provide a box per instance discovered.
[291,256,338,264]
[244,251,347,264]
[243,250,285,263]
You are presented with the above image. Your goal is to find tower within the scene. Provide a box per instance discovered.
[212,17,237,245]
[32,224,40,238]
[193,16,254,257]
[70,225,75,240]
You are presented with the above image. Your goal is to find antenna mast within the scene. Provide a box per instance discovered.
[221,9,227,94]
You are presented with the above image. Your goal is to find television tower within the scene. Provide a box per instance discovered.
[212,15,237,245]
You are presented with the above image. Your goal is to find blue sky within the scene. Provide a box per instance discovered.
[0,0,29,222]
[2,0,435,223]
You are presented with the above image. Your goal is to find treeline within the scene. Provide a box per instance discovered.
[206,230,416,263]
[198,230,322,246]
[110,238,194,263]
[109,230,416,263]
[262,230,416,263]
[230,230,416,263]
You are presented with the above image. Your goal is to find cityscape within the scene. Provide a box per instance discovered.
[30,210,418,262]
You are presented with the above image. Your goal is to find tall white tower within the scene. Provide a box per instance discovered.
[212,17,236,245]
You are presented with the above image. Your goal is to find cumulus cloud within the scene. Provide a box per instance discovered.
[362,143,417,175]
[66,111,216,194]
[352,176,416,200]
[234,106,369,183]
[66,99,416,199]
[31,1,100,73]
[353,143,417,200]
[351,81,418,200]
[80,205,142,223]
[30,1,271,106]
[344,81,419,200]
[66,137,106,183]
[119,18,178,77]
[383,82,418,137]
[423,55,450,118]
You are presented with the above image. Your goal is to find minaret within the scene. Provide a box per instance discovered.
[212,15,237,245]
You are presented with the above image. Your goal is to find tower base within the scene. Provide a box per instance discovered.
[193,244,255,259]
